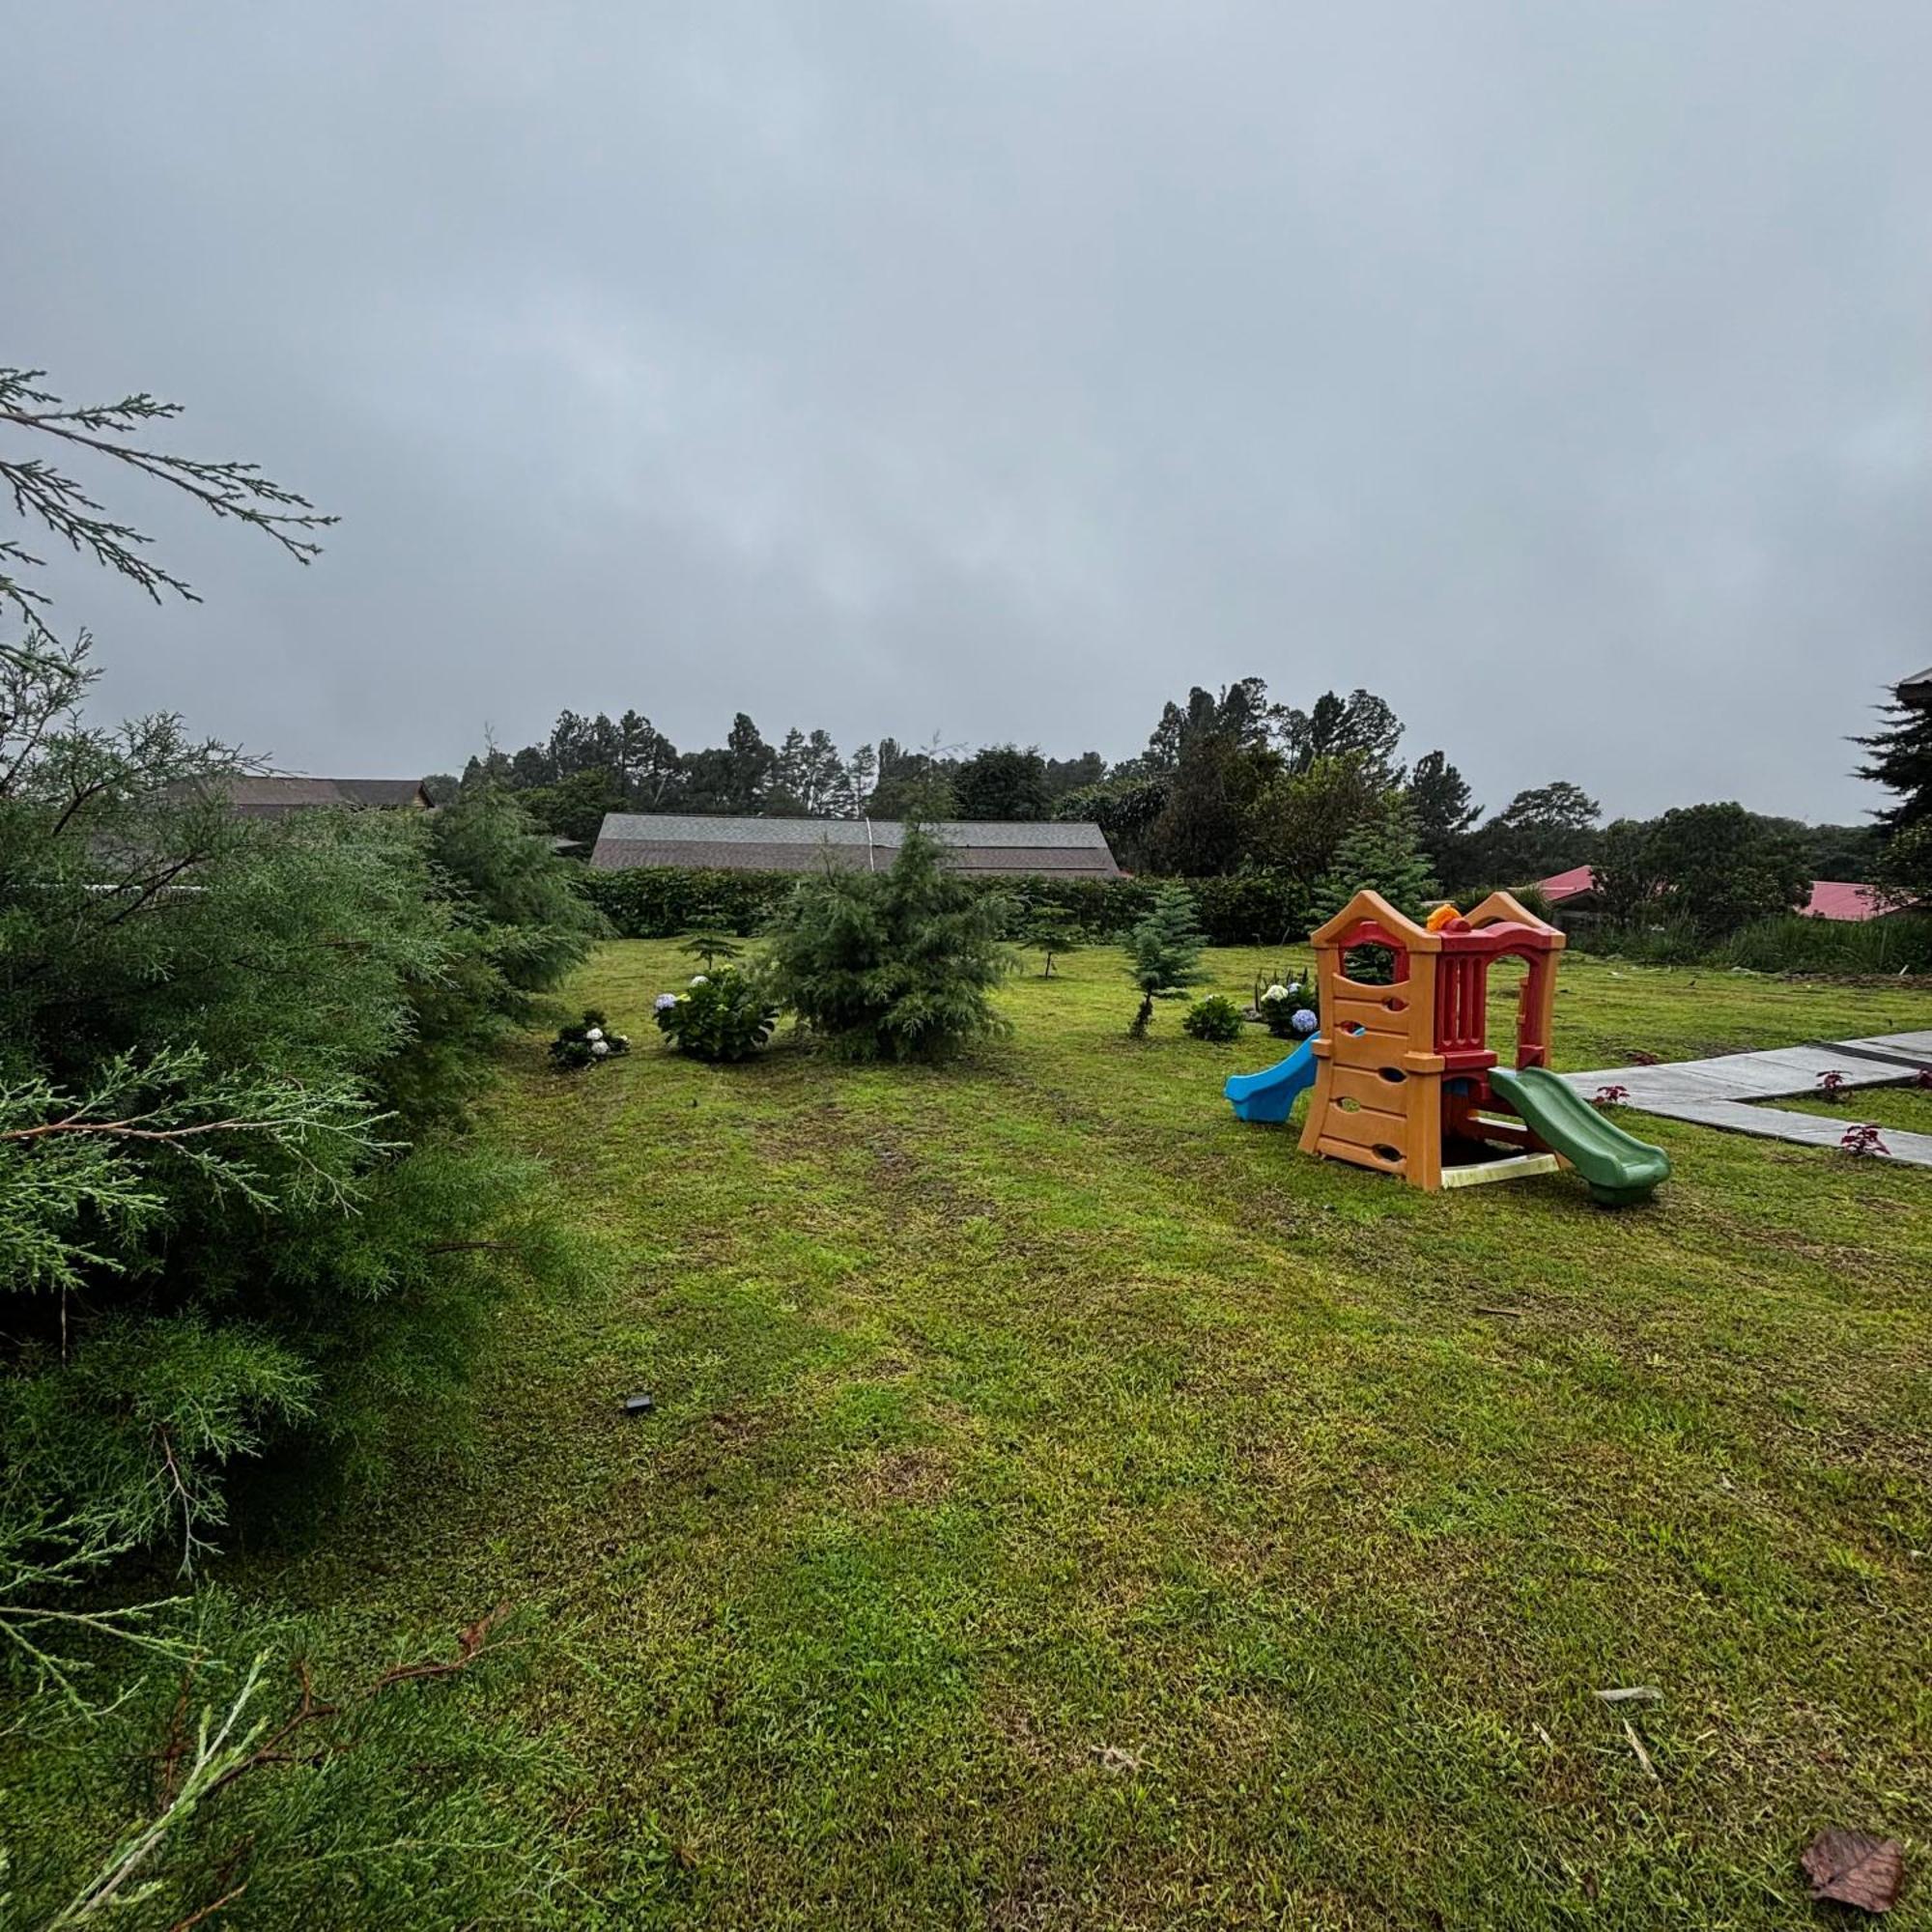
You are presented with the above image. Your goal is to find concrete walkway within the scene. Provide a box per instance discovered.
[1560,1032,1932,1168]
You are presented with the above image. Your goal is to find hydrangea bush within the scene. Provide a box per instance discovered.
[550,1008,633,1069]
[1255,966,1320,1039]
[654,969,780,1063]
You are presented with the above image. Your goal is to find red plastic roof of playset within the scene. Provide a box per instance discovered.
[1537,867,1885,923]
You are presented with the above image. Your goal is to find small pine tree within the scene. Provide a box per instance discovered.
[678,925,742,973]
[1311,803,1441,928]
[1024,907,1084,978]
[1857,692,1932,836]
[765,825,1014,1060]
[1124,882,1208,1036]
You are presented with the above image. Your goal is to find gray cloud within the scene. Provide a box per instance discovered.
[10,1,1929,818]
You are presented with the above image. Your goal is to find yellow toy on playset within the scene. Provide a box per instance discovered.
[1292,889,1670,1206]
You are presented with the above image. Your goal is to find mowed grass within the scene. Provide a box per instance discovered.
[262,947,1932,1929]
[1763,1086,1932,1135]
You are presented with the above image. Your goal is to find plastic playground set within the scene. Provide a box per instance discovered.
[1225,888,1671,1207]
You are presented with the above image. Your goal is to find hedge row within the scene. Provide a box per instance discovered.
[578,866,1315,947]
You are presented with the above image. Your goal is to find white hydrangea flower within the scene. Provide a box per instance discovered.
[690,974,708,986]
[590,1038,611,1057]
[1262,982,1290,1002]
[585,1027,604,1041]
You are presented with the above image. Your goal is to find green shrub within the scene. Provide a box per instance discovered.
[0,656,597,1558]
[653,969,780,1062]
[763,826,1014,1061]
[1180,994,1246,1041]
[579,866,795,937]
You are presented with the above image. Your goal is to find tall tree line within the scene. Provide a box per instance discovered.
[438,680,1886,899]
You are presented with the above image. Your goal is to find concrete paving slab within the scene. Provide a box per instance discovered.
[1558,1030,1932,1167]
[1636,1098,1932,1167]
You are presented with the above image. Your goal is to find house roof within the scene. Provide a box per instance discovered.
[1898,665,1932,707]
[179,776,432,816]
[1539,865,1597,903]
[1802,880,1884,922]
[589,812,1120,878]
[1538,867,1887,923]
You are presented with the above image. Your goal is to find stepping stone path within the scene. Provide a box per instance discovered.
[1560,1033,1932,1168]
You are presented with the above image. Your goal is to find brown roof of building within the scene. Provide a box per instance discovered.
[589,812,1120,878]
[177,777,433,817]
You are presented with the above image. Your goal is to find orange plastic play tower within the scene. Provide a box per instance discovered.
[1298,888,1568,1191]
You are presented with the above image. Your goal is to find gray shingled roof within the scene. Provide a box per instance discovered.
[589,813,1120,877]
[171,777,432,816]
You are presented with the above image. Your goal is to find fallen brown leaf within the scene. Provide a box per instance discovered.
[1802,1829,1903,1915]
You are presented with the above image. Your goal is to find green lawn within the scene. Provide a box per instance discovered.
[1761,1084,1932,1135]
[261,946,1932,1928]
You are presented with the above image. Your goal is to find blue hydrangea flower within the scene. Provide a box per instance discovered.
[1291,1008,1319,1035]
[654,992,678,1012]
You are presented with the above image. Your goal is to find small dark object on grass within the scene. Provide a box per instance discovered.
[1841,1122,1889,1159]
[1626,1048,1662,1065]
[622,1392,655,1416]
[1917,1067,1932,1090]
[1818,1068,1848,1101]
[1801,1828,1903,1914]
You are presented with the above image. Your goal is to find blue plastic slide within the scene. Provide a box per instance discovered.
[1224,1038,1318,1123]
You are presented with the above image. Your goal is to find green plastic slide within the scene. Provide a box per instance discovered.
[1486,1065,1671,1208]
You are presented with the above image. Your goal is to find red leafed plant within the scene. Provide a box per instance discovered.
[1817,1069,1849,1101]
[1841,1122,1889,1159]
[1593,1084,1630,1107]
[1917,1067,1932,1090]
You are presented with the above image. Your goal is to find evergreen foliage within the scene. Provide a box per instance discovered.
[764,825,1015,1060]
[1019,905,1084,977]
[1406,750,1481,876]
[678,923,742,972]
[1857,692,1932,835]
[1124,882,1208,1036]
[0,645,597,1556]
[1311,801,1442,927]
[1,369,598,1926]
[952,743,1051,821]
[1,1585,578,1928]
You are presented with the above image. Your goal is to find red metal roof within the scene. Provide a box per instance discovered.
[1802,880,1883,922]
[1538,865,1597,903]
[1535,867,1884,922]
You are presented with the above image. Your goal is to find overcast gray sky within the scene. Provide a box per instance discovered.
[9,2,1929,821]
